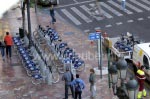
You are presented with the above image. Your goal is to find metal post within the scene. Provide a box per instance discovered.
[34,0,37,13]
[107,47,111,88]
[26,0,32,47]
[97,33,102,78]
[21,1,25,35]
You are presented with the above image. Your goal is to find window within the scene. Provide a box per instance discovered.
[143,55,150,69]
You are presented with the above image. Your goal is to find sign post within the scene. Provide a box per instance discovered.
[88,31,103,78]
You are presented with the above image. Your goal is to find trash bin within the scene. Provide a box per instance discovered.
[19,28,24,38]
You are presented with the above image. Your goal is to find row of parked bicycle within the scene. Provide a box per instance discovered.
[13,30,61,85]
[13,24,85,85]
[13,37,44,85]
[37,25,85,73]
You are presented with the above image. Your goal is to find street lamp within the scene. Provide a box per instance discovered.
[126,78,138,99]
[109,58,138,99]
[108,64,118,94]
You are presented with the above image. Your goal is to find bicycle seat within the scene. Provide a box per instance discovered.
[32,74,42,79]
[59,43,67,48]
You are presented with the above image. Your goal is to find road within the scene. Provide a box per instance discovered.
[52,0,150,42]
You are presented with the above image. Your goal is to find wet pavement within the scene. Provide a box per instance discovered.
[0,7,149,99]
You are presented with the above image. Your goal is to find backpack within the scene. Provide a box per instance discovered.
[75,81,81,92]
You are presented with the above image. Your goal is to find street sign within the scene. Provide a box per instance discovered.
[88,32,101,40]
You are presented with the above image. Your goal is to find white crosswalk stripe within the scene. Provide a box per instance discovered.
[129,0,150,11]
[100,2,123,16]
[141,0,150,5]
[59,0,149,26]
[108,0,133,14]
[71,7,92,23]
[61,9,81,25]
[89,3,113,19]
[117,0,143,13]
[80,5,102,21]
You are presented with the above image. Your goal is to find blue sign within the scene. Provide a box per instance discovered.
[88,32,101,40]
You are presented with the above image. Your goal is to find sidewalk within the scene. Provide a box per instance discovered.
[0,7,118,99]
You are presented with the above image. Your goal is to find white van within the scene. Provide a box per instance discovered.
[132,43,150,81]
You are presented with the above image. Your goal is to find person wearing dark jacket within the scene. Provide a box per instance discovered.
[62,66,74,99]
[49,4,56,24]
[0,40,6,61]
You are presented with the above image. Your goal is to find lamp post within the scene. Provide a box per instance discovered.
[108,64,118,94]
[126,78,138,99]
[26,0,32,47]
[109,58,138,99]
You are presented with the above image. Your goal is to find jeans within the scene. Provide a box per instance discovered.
[6,45,12,58]
[121,1,126,10]
[51,14,56,23]
[75,91,82,99]
[65,84,74,99]
[90,85,96,98]
[0,47,5,58]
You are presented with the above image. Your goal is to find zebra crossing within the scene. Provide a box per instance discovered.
[56,0,150,26]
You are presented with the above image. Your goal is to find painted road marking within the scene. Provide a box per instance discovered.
[116,22,123,25]
[105,24,112,28]
[127,20,134,23]
[100,2,123,16]
[89,3,113,19]
[80,5,102,21]
[141,0,150,5]
[117,0,143,13]
[61,9,81,25]
[108,0,133,14]
[129,0,150,11]
[137,18,144,21]
[71,7,92,23]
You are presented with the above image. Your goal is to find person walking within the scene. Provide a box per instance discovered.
[136,65,147,99]
[0,40,6,61]
[49,4,56,24]
[62,66,74,99]
[89,69,96,99]
[71,74,85,99]
[121,0,126,11]
[4,32,13,59]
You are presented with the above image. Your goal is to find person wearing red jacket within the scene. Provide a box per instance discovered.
[136,65,147,99]
[4,32,13,59]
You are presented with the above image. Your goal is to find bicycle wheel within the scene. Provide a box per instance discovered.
[76,63,85,72]
[57,64,65,74]
[51,66,60,83]
[26,70,32,77]
[31,78,42,85]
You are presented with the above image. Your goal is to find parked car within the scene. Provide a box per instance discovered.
[38,0,59,6]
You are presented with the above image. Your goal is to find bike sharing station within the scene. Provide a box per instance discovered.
[88,30,108,78]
